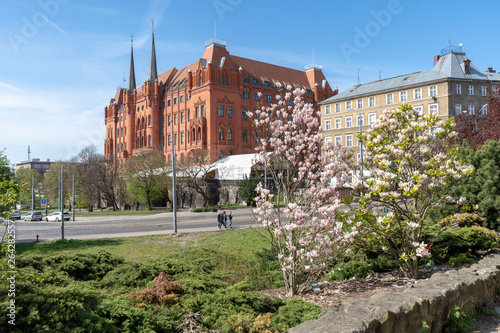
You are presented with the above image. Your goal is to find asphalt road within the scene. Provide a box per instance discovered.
[11,208,258,242]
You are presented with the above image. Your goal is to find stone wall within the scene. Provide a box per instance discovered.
[290,253,500,333]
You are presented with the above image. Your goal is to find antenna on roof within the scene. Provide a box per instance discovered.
[449,28,453,50]
[27,145,31,162]
[379,71,384,80]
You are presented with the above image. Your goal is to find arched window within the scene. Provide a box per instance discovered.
[199,76,202,86]
[137,119,140,129]
[148,135,152,146]
[197,128,201,140]
[219,128,224,140]
[137,107,140,112]
[148,115,152,126]
[227,128,233,141]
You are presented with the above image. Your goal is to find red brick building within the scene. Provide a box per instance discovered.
[104,33,336,162]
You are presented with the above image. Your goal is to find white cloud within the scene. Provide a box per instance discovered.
[0,82,26,93]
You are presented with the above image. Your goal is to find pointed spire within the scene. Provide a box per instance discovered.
[148,20,158,84]
[128,35,136,93]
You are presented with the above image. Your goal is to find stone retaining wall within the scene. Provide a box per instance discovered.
[290,253,500,333]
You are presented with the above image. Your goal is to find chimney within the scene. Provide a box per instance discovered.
[487,67,496,73]
[434,55,441,66]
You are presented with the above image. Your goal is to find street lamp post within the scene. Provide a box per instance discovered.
[355,110,364,185]
[31,174,34,214]
[170,119,177,233]
[61,165,64,240]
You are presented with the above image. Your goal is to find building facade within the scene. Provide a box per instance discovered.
[320,47,500,160]
[104,33,336,163]
[16,158,52,176]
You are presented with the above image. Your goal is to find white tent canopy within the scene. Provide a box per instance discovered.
[208,153,263,180]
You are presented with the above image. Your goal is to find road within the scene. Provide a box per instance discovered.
[10,208,258,242]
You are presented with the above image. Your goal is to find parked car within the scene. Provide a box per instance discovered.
[45,212,71,222]
[11,210,21,220]
[23,211,43,221]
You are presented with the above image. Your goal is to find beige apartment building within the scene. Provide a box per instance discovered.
[320,48,500,160]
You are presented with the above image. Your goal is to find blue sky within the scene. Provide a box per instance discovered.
[1,0,499,166]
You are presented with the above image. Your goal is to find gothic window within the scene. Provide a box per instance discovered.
[227,128,233,141]
[219,128,224,140]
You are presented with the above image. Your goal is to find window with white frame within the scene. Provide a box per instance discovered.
[346,135,353,147]
[429,104,438,116]
[468,105,475,115]
[325,137,332,144]
[346,116,352,128]
[368,112,376,125]
[400,91,407,102]
[414,88,422,99]
[455,84,461,95]
[481,86,487,96]
[325,105,331,114]
[429,85,437,97]
[357,114,364,126]
[335,136,342,147]
[455,104,462,116]
[414,105,423,117]
[369,97,375,107]
[481,105,487,115]
[357,99,363,109]
[335,103,341,112]
[325,119,331,130]
[386,94,393,104]
[346,101,352,110]
[468,85,474,95]
[335,118,341,129]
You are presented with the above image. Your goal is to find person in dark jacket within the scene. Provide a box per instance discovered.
[217,211,223,230]
[227,211,233,228]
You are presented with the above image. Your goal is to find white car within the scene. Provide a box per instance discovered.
[24,211,43,221]
[45,212,71,222]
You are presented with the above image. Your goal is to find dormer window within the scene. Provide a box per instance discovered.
[463,59,471,74]
[252,78,259,85]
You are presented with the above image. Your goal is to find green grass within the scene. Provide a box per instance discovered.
[16,228,270,261]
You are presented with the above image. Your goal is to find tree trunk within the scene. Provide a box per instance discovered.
[283,269,298,297]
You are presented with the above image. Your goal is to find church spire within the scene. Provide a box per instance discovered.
[148,21,158,84]
[128,35,136,93]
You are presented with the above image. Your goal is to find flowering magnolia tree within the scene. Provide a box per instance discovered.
[248,85,357,297]
[355,105,473,279]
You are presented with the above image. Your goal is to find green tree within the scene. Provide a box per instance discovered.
[0,150,14,182]
[0,150,18,216]
[454,140,500,230]
[41,161,75,210]
[238,176,260,206]
[15,168,43,208]
[124,150,171,210]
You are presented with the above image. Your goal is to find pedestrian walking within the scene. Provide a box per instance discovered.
[217,211,222,230]
[222,211,228,229]
[227,211,233,228]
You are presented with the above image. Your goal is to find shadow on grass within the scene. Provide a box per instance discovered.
[16,238,125,255]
